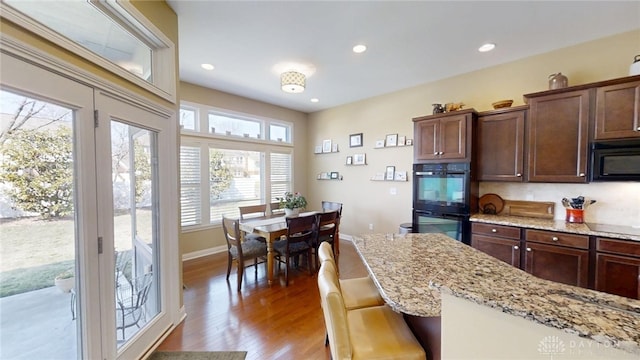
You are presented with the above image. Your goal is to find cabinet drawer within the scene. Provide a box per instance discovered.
[471,223,521,240]
[597,237,640,258]
[525,229,589,249]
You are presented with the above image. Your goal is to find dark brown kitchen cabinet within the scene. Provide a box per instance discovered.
[594,79,640,140]
[477,106,527,181]
[525,89,591,183]
[413,109,475,163]
[595,237,640,300]
[471,223,521,267]
[524,229,589,288]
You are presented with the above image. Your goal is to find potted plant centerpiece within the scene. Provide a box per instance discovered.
[277,192,307,216]
[54,269,75,293]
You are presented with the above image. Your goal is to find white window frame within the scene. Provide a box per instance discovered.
[0,0,176,103]
[179,101,294,231]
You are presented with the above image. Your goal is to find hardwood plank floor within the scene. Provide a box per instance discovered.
[156,240,368,359]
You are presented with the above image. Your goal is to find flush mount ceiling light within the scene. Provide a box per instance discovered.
[201,63,215,70]
[478,43,496,52]
[353,44,367,53]
[281,70,306,93]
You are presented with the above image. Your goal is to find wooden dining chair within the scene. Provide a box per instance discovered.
[274,213,316,286]
[269,201,285,216]
[312,210,339,271]
[222,216,267,291]
[321,201,343,253]
[239,204,268,242]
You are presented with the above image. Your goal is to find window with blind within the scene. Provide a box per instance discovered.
[179,102,293,228]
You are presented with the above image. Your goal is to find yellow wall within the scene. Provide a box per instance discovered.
[178,82,308,256]
[307,30,640,236]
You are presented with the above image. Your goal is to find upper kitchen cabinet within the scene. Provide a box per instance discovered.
[413,109,476,163]
[477,106,527,181]
[594,78,640,140]
[525,89,590,183]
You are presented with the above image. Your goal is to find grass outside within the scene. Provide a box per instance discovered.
[0,210,150,297]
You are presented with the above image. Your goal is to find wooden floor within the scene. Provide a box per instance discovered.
[156,240,369,360]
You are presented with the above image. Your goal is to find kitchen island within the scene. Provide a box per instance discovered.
[352,233,639,359]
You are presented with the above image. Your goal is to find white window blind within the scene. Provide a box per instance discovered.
[180,146,201,226]
[270,152,291,202]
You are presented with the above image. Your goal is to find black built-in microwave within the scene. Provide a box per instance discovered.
[591,139,640,181]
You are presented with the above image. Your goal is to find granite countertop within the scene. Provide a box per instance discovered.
[352,233,640,355]
[471,214,640,242]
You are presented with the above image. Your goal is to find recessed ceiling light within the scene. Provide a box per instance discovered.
[478,43,496,52]
[201,63,215,70]
[353,44,367,53]
[310,98,319,103]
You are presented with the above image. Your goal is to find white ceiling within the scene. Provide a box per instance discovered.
[167,1,640,113]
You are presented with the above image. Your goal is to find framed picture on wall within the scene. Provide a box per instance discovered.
[375,139,385,148]
[346,156,353,165]
[385,166,395,180]
[385,134,398,147]
[398,135,406,146]
[406,139,413,146]
[349,133,363,147]
[330,171,339,179]
[322,139,332,153]
[353,153,366,165]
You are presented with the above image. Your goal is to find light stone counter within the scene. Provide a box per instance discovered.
[352,233,640,355]
[471,214,640,242]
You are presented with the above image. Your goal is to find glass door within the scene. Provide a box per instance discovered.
[0,53,97,359]
[95,92,173,360]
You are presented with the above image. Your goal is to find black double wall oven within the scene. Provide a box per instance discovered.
[412,162,477,245]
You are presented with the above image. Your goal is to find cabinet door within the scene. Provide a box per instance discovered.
[527,89,590,183]
[525,242,589,287]
[472,234,520,267]
[477,110,525,181]
[595,253,640,300]
[439,115,466,160]
[414,119,439,161]
[594,80,640,140]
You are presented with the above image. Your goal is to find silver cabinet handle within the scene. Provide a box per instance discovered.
[526,247,532,252]
[516,173,522,177]
[552,236,559,241]
[491,229,497,233]
[438,151,444,155]
[433,152,439,155]
[637,126,640,131]
[579,173,585,177]
[514,246,519,250]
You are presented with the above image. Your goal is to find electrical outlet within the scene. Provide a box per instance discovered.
[369,223,374,230]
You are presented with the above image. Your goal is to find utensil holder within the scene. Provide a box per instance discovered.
[565,208,584,223]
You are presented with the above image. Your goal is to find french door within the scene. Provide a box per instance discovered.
[0,52,176,359]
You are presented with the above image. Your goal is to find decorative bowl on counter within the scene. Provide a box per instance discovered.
[491,99,513,109]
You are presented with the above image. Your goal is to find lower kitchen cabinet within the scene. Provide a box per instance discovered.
[524,242,589,288]
[524,229,589,288]
[471,223,521,267]
[471,222,640,298]
[595,237,640,300]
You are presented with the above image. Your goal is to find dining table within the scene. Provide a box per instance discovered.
[239,211,319,285]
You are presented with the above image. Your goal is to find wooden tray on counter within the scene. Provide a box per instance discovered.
[500,200,555,219]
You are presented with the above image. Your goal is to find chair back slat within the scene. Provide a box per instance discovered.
[285,214,316,245]
[239,204,267,220]
[269,201,285,215]
[222,216,241,250]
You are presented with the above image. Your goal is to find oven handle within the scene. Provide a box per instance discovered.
[415,171,467,176]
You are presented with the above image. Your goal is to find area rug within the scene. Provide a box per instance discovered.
[149,351,247,360]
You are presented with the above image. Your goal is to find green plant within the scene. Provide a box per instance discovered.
[0,127,73,219]
[276,192,307,210]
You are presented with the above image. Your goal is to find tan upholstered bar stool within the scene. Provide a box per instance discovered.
[317,242,384,310]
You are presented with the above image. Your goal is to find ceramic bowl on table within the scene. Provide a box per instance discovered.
[491,99,513,109]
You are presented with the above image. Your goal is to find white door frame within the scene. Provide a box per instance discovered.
[1,33,181,360]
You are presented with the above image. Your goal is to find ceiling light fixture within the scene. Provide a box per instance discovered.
[281,70,305,93]
[201,63,215,70]
[353,44,367,53]
[478,43,496,52]
[310,98,319,103]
